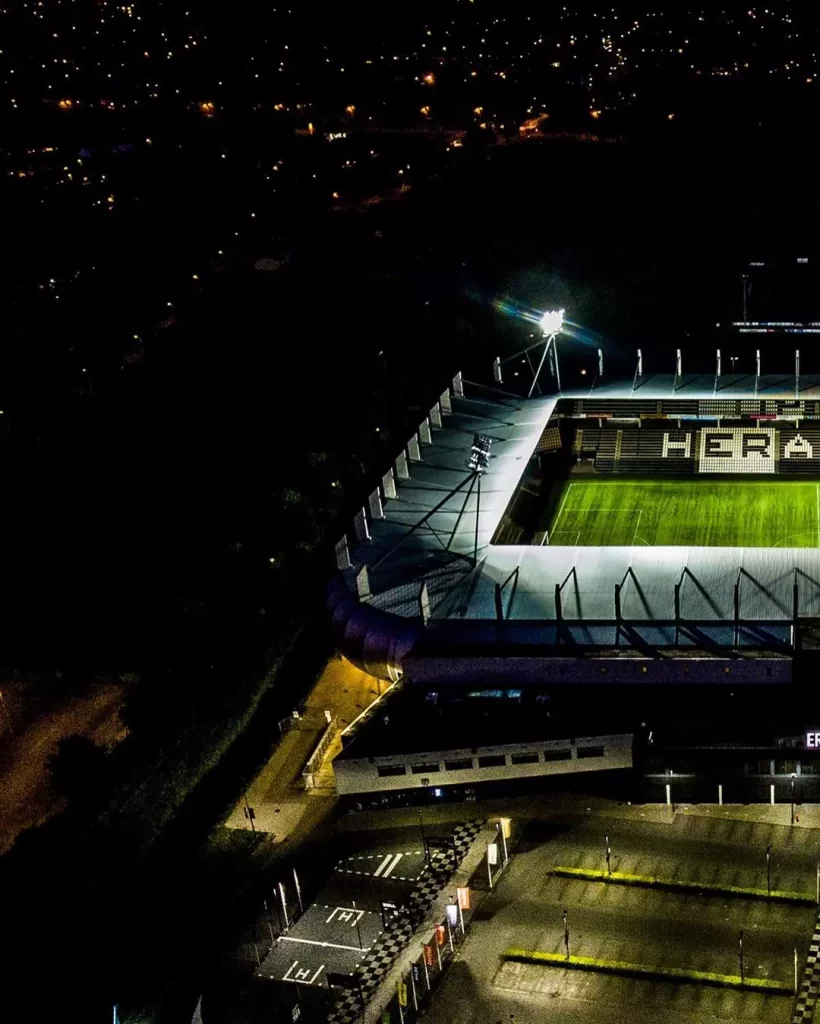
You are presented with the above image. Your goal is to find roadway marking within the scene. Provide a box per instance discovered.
[381,853,403,878]
[326,906,365,926]
[280,936,371,953]
[373,854,393,877]
[283,960,326,984]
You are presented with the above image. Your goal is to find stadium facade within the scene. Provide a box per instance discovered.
[328,370,820,803]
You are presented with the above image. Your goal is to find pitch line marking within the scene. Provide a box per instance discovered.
[630,510,643,547]
[551,481,574,536]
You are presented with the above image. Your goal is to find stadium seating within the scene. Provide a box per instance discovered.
[779,429,820,473]
[698,427,776,474]
[535,425,562,453]
[612,428,697,475]
[594,430,618,471]
[567,420,820,476]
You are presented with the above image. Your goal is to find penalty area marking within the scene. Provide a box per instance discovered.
[551,505,643,547]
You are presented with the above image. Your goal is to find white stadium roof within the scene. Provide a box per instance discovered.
[330,374,813,677]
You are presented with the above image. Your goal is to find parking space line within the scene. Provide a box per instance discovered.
[280,936,370,953]
[373,853,393,877]
[382,853,403,878]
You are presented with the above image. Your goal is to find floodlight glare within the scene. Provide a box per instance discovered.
[540,309,565,336]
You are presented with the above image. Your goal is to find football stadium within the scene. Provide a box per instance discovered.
[327,342,820,805]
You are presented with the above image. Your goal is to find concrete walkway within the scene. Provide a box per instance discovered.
[222,656,386,843]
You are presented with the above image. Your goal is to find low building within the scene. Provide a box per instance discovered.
[333,693,633,797]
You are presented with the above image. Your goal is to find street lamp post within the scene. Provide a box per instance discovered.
[766,845,772,896]
[562,909,570,960]
[791,776,796,826]
[731,356,738,374]
[352,899,364,952]
[739,929,744,986]
[605,833,612,876]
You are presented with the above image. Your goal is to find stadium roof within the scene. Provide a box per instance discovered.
[330,375,812,677]
[580,372,820,399]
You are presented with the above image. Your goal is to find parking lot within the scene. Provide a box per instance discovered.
[426,814,818,1024]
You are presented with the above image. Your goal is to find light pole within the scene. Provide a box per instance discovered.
[562,908,570,960]
[731,356,738,374]
[419,808,428,862]
[352,899,364,952]
[791,776,796,826]
[739,929,744,986]
[605,833,612,876]
[530,309,565,397]
[766,845,772,896]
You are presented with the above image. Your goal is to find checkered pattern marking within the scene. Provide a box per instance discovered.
[326,820,482,1024]
[793,926,820,1023]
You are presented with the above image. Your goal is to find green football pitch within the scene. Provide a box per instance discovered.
[546,478,820,547]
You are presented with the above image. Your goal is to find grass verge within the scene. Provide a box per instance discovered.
[504,949,793,995]
[552,865,816,905]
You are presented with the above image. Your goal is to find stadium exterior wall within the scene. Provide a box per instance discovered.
[401,654,792,686]
[334,733,633,796]
[327,576,419,682]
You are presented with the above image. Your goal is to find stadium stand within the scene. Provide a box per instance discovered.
[699,427,777,474]
[699,399,741,418]
[535,425,562,453]
[779,429,820,473]
[590,427,699,475]
[594,429,618,471]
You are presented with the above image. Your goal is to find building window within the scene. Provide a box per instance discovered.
[511,752,539,765]
[411,762,440,775]
[477,754,506,769]
[544,749,572,761]
[444,758,473,771]
[377,764,407,778]
[577,746,605,759]
[757,759,773,775]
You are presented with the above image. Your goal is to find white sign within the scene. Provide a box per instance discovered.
[487,842,499,866]
[806,732,820,747]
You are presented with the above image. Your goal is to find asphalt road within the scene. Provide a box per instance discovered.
[426,814,817,1024]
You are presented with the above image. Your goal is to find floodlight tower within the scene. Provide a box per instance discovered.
[529,308,565,397]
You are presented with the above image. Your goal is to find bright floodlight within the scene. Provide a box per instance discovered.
[540,309,565,336]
